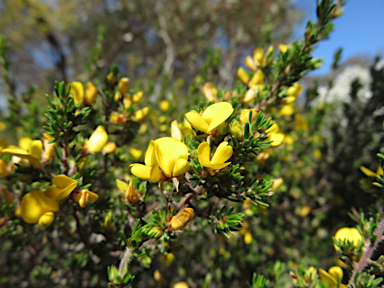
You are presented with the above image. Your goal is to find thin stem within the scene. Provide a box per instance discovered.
[349,205,384,284]
[72,204,89,248]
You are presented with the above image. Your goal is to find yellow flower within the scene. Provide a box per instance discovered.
[243,85,263,103]
[44,175,78,200]
[266,123,285,147]
[169,207,194,231]
[103,142,117,154]
[107,72,117,85]
[202,82,217,102]
[240,109,259,124]
[159,100,170,111]
[2,139,42,167]
[116,179,141,204]
[185,102,234,134]
[244,232,253,244]
[154,137,190,178]
[139,123,148,134]
[20,190,59,226]
[334,227,363,251]
[244,55,257,71]
[104,211,114,230]
[173,282,189,288]
[70,82,98,106]
[284,83,303,104]
[279,44,289,53]
[130,148,143,160]
[237,67,250,84]
[85,126,108,153]
[248,70,264,87]
[132,91,143,103]
[160,253,174,266]
[279,104,295,116]
[42,133,56,161]
[271,177,283,190]
[72,189,99,208]
[360,166,383,177]
[110,112,127,125]
[319,267,346,288]
[198,141,233,170]
[118,77,130,94]
[131,107,149,122]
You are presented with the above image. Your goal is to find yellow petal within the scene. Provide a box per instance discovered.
[50,175,78,200]
[360,166,377,177]
[271,177,284,190]
[210,142,233,165]
[126,182,141,204]
[42,133,56,161]
[154,137,189,177]
[130,164,152,180]
[87,125,108,153]
[328,266,343,280]
[132,91,143,103]
[103,142,117,154]
[30,140,43,158]
[269,132,285,147]
[21,190,59,224]
[244,232,253,244]
[377,166,383,175]
[279,104,294,116]
[279,44,288,53]
[44,186,64,199]
[38,211,55,227]
[244,55,256,71]
[118,77,130,94]
[171,120,182,141]
[131,106,149,122]
[243,87,257,103]
[116,179,129,193]
[237,67,249,84]
[334,227,363,250]
[202,102,234,133]
[185,111,209,133]
[202,82,217,102]
[173,158,190,176]
[248,70,264,87]
[160,100,170,111]
[240,109,259,125]
[71,82,84,105]
[19,137,32,151]
[130,148,143,160]
[197,142,211,166]
[144,141,157,167]
[283,96,296,104]
[287,83,303,97]
[85,82,98,105]
[1,146,40,167]
[173,282,189,288]
[150,165,162,183]
[253,48,264,66]
[319,269,336,285]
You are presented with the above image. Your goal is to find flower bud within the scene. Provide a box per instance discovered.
[126,181,141,204]
[85,82,98,105]
[42,133,56,161]
[229,121,242,139]
[171,120,182,141]
[107,72,117,85]
[86,126,108,153]
[170,207,194,231]
[160,100,170,111]
[149,226,164,238]
[244,55,256,71]
[131,107,149,122]
[237,67,249,84]
[104,211,114,230]
[132,91,143,103]
[173,282,189,288]
[118,77,130,94]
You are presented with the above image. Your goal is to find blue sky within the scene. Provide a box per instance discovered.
[296,0,384,75]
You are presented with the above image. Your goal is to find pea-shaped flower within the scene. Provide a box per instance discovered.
[116,179,141,204]
[319,266,346,288]
[71,81,98,106]
[2,139,43,167]
[185,102,234,134]
[333,227,363,251]
[131,137,190,181]
[73,189,99,208]
[44,175,79,200]
[169,207,194,231]
[198,141,233,170]
[20,190,59,226]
